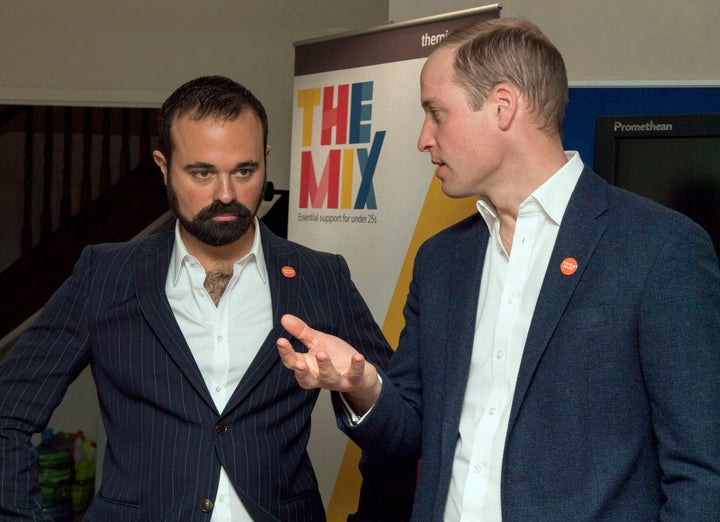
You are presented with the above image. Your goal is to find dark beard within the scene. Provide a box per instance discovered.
[167,181,258,247]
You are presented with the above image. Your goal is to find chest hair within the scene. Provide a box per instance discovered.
[204,270,233,306]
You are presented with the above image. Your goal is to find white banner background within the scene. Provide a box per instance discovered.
[288,6,500,519]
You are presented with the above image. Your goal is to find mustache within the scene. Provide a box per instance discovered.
[196,201,253,221]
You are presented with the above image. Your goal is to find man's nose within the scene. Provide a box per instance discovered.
[214,175,236,203]
[417,121,434,152]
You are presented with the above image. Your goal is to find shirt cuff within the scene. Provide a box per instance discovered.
[340,375,382,426]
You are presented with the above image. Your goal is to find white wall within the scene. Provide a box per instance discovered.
[390,0,720,83]
[0,0,391,192]
[3,0,717,196]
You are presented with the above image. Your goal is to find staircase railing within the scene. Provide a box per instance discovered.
[0,105,169,349]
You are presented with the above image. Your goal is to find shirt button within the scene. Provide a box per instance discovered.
[217,335,224,342]
[215,385,222,393]
[488,407,496,416]
[199,498,214,512]
[496,351,504,359]
[474,464,481,473]
[216,423,228,435]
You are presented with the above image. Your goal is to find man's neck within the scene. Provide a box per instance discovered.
[486,140,568,255]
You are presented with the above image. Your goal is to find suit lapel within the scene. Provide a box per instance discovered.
[507,170,609,432]
[134,223,217,411]
[223,223,300,413]
[441,216,489,452]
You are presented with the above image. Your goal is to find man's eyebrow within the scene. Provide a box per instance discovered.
[234,160,260,169]
[183,161,216,171]
[182,160,260,171]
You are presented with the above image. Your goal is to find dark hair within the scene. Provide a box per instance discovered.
[440,18,568,135]
[157,75,269,162]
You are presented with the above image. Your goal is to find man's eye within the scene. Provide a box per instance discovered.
[235,168,254,178]
[194,170,211,178]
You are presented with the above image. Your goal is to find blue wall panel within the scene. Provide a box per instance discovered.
[562,86,720,168]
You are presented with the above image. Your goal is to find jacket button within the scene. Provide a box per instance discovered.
[216,423,228,435]
[199,498,214,512]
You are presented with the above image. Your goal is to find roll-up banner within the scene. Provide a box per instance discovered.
[290,5,501,519]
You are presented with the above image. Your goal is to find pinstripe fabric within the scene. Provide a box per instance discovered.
[0,221,394,522]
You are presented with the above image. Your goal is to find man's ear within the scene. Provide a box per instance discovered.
[490,83,519,131]
[152,150,169,185]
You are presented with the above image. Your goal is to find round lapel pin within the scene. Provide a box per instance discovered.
[560,257,578,276]
[281,266,297,278]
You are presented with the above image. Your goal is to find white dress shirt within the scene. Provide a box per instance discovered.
[166,218,272,522]
[443,152,584,521]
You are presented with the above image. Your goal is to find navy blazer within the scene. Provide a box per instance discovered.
[0,221,397,521]
[340,169,720,520]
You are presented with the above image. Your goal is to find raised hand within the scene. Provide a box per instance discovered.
[276,314,382,415]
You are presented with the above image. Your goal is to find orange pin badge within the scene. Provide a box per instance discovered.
[281,266,297,278]
[560,257,578,276]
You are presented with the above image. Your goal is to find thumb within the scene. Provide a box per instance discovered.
[280,314,314,343]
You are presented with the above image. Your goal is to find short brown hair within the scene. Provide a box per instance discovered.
[440,18,568,135]
[158,75,268,164]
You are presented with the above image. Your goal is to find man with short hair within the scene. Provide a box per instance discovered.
[0,75,411,521]
[278,18,720,520]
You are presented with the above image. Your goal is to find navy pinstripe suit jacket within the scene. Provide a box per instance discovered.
[0,220,398,521]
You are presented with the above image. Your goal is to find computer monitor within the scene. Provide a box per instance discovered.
[593,113,720,260]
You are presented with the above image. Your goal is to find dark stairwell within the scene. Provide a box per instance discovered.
[0,105,170,356]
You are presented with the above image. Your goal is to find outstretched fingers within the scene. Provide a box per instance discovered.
[276,314,374,393]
